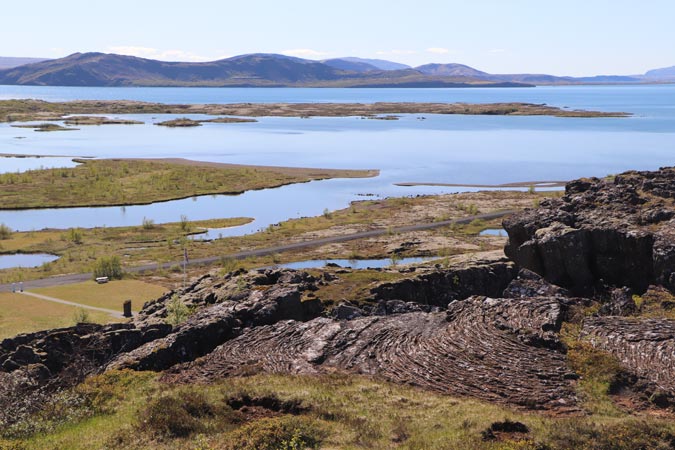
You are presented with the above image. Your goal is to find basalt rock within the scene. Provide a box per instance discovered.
[0,323,170,376]
[581,316,675,393]
[369,259,517,306]
[108,271,324,372]
[0,322,171,428]
[598,287,636,316]
[163,296,577,410]
[502,268,571,299]
[504,167,675,294]
[136,268,319,326]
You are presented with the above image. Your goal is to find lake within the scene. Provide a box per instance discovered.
[0,85,674,233]
[0,253,59,270]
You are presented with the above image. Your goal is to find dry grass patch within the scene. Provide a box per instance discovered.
[31,280,167,312]
[0,292,116,339]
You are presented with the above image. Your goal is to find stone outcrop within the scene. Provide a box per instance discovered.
[581,316,675,395]
[0,322,171,427]
[504,167,675,294]
[163,296,577,410]
[136,268,321,326]
[0,322,170,376]
[109,270,323,371]
[502,268,571,299]
[369,259,517,306]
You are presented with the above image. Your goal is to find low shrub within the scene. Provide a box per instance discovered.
[0,223,12,240]
[140,390,242,439]
[221,416,324,450]
[541,419,675,450]
[92,255,123,280]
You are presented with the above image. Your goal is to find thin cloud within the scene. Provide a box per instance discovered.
[426,47,450,54]
[489,48,507,54]
[280,49,327,58]
[107,46,212,62]
[376,49,417,56]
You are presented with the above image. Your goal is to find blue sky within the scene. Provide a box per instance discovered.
[2,0,673,76]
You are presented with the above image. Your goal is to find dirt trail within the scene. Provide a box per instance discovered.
[17,291,124,318]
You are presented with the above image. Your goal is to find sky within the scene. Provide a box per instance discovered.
[1,0,673,76]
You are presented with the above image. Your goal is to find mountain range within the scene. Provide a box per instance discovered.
[0,52,672,87]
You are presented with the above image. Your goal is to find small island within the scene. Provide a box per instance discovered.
[11,123,77,132]
[62,116,144,125]
[155,118,202,127]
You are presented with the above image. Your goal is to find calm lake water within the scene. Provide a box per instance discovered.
[0,253,59,270]
[0,85,674,232]
[479,228,507,237]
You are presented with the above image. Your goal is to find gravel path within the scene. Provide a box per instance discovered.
[17,291,124,318]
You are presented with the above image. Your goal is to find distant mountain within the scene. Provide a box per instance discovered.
[415,63,488,77]
[573,75,643,83]
[4,52,667,88]
[335,57,411,71]
[0,57,50,70]
[0,52,529,88]
[643,65,675,81]
[0,52,350,87]
[322,58,380,73]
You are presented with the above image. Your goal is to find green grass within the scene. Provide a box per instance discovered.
[0,158,376,209]
[31,280,167,313]
[4,371,674,450]
[0,292,117,339]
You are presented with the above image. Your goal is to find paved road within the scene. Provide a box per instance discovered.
[17,291,124,318]
[0,209,515,292]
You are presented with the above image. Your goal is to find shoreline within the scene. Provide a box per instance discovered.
[396,180,568,188]
[0,153,93,159]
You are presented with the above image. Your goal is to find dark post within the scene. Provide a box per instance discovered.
[123,300,132,318]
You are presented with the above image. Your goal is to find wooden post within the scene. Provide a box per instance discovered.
[123,300,132,318]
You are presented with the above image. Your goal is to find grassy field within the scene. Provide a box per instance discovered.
[2,370,672,449]
[0,292,117,339]
[32,280,167,313]
[0,158,377,209]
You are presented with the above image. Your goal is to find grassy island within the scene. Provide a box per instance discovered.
[0,158,378,209]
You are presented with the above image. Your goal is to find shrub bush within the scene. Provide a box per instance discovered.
[142,394,205,438]
[140,390,240,439]
[222,416,324,450]
[166,294,190,326]
[542,419,675,450]
[92,255,123,280]
[0,223,12,240]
